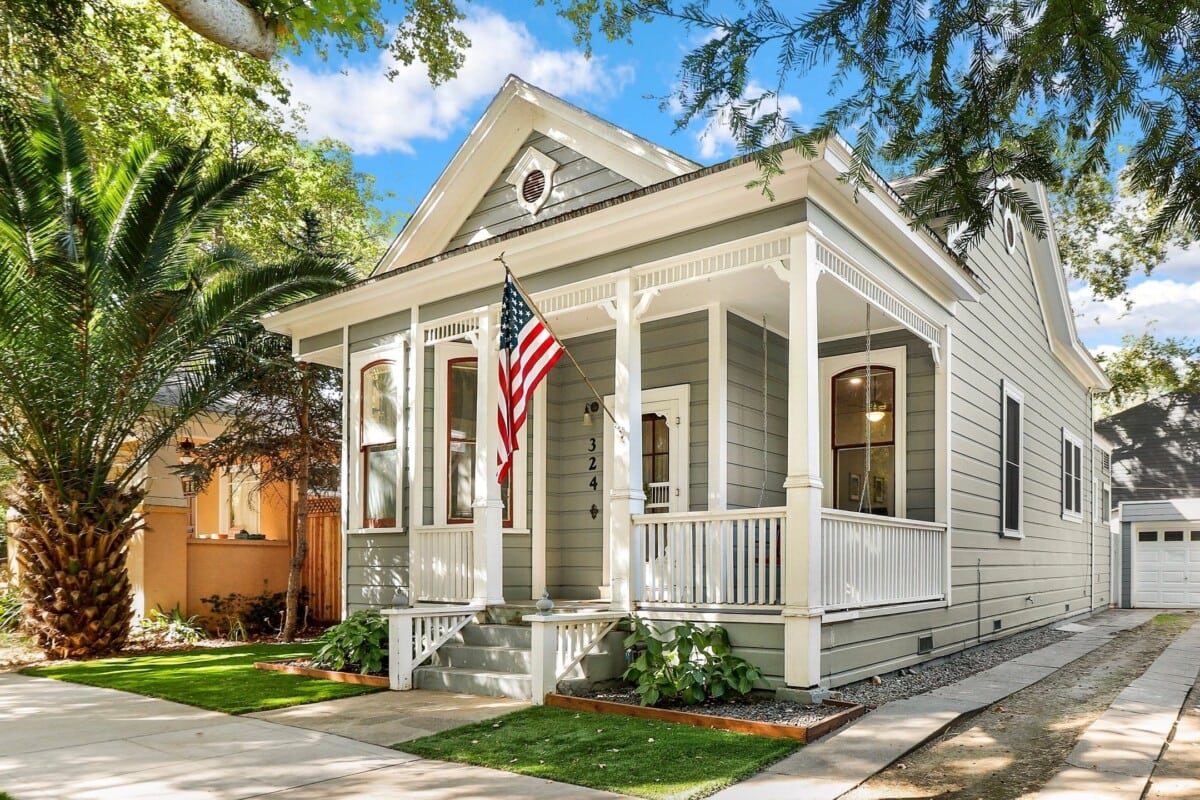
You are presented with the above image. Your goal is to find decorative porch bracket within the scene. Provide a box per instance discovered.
[384,604,485,691]
[525,610,626,704]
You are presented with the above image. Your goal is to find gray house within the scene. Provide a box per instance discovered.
[1097,393,1200,608]
[263,76,1112,700]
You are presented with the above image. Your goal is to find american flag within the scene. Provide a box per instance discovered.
[497,273,563,483]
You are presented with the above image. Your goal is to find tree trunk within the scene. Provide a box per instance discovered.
[282,363,311,642]
[158,0,277,60]
[8,478,143,658]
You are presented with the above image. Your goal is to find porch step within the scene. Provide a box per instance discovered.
[458,623,531,648]
[413,665,533,700]
[432,643,532,673]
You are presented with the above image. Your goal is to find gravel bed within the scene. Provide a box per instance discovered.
[584,688,841,728]
[837,623,1076,708]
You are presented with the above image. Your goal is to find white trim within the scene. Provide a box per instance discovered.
[818,345,908,517]
[1000,379,1025,539]
[349,341,406,533]
[937,324,953,606]
[431,341,527,528]
[822,599,947,624]
[532,384,547,599]
[339,325,350,619]
[506,146,559,216]
[407,309,421,533]
[1061,427,1085,522]
[707,304,728,510]
[634,610,783,625]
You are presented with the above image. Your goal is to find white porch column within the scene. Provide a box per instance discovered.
[782,226,826,696]
[608,273,644,612]
[472,307,505,606]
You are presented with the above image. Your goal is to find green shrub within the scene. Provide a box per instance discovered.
[130,606,207,646]
[623,619,763,707]
[311,610,388,675]
[0,585,22,632]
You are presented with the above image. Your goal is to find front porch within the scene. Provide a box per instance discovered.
[394,220,954,694]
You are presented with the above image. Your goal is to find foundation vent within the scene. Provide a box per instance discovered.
[917,635,933,655]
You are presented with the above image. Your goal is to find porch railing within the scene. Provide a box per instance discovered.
[411,525,474,602]
[384,604,484,690]
[645,482,672,512]
[632,508,785,606]
[821,509,947,611]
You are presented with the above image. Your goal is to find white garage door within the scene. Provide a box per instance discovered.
[1133,527,1200,607]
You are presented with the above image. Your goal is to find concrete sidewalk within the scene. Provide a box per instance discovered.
[0,673,620,800]
[713,609,1158,800]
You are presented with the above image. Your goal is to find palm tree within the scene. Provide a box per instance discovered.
[0,90,357,658]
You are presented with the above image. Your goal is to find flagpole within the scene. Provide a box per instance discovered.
[495,253,626,438]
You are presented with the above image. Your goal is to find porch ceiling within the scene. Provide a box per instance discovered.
[539,267,903,343]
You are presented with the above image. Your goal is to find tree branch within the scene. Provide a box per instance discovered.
[157,0,276,60]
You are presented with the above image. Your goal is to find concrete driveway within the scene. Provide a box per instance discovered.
[0,673,620,799]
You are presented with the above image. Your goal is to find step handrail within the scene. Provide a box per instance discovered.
[383,604,485,691]
[524,610,627,705]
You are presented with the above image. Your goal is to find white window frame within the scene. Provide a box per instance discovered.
[348,342,406,534]
[432,342,527,530]
[818,346,908,518]
[1000,379,1024,539]
[1061,428,1084,521]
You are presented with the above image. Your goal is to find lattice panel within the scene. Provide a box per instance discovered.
[635,238,790,293]
[423,315,480,346]
[815,240,942,349]
[533,278,617,316]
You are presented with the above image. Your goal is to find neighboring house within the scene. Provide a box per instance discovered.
[1097,392,1200,608]
[262,76,1111,698]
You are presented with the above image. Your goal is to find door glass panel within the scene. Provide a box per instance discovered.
[449,441,475,521]
[832,366,896,516]
[833,368,895,447]
[642,412,670,512]
[364,446,397,527]
[834,446,895,515]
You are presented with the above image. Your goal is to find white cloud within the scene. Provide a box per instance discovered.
[1073,275,1200,346]
[693,81,802,161]
[283,7,635,155]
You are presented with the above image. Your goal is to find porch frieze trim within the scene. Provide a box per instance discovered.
[812,236,944,350]
[421,312,483,346]
[633,236,792,293]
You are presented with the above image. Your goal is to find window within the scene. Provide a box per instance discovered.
[1165,531,1185,542]
[1000,380,1023,537]
[1003,211,1018,253]
[1061,429,1083,520]
[1138,531,1158,542]
[832,366,897,516]
[445,355,511,526]
[360,359,399,528]
[221,466,261,534]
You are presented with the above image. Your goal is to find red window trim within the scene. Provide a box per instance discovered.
[360,359,398,528]
[830,365,897,508]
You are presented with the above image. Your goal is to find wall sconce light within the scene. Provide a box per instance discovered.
[177,437,196,465]
[582,400,600,427]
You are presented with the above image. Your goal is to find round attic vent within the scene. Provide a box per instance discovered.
[1004,214,1017,252]
[521,170,546,205]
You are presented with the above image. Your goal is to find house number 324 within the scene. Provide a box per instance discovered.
[587,438,598,491]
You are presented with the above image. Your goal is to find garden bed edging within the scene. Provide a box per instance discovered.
[253,659,389,687]
[545,693,867,743]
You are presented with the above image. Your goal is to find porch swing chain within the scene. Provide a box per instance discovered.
[859,305,874,514]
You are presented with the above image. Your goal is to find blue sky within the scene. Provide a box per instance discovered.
[278,2,1198,355]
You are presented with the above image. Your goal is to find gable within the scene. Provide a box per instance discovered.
[373,75,699,275]
[446,131,640,251]
[1097,393,1200,504]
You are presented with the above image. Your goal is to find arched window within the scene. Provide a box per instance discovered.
[361,360,398,528]
[831,365,896,516]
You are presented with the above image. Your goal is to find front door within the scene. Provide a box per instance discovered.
[601,385,690,592]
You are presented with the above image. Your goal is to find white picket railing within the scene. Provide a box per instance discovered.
[383,604,484,690]
[821,509,947,611]
[645,482,672,512]
[411,526,474,602]
[526,610,626,703]
[632,508,786,606]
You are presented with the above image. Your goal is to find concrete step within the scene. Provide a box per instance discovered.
[457,623,532,649]
[432,643,531,673]
[413,665,533,701]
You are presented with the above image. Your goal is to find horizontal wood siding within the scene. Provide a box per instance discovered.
[727,313,788,509]
[818,329,937,521]
[504,533,533,602]
[447,133,639,251]
[346,531,408,612]
[816,208,1102,686]
[546,313,709,599]
[638,616,785,687]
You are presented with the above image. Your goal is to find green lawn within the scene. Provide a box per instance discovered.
[22,643,382,714]
[400,706,799,799]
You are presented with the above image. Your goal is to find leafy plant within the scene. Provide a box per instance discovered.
[310,610,389,676]
[0,585,22,632]
[623,619,762,707]
[129,606,207,646]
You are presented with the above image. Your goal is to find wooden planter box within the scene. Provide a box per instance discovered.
[545,694,867,743]
[253,660,389,688]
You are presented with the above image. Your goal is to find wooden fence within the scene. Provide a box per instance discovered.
[299,497,341,624]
